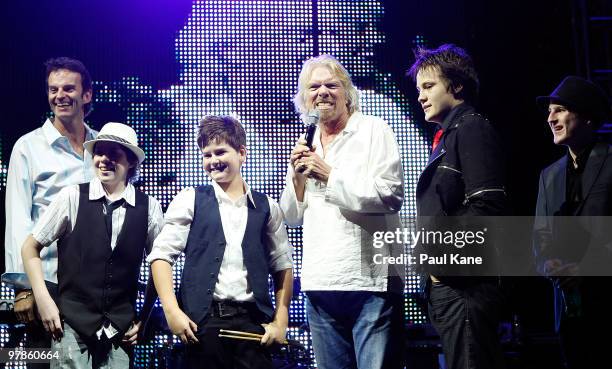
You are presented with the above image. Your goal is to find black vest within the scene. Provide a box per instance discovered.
[58,183,148,338]
[179,185,274,331]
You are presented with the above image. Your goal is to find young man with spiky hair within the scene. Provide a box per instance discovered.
[408,44,507,369]
[149,115,293,369]
[3,57,97,366]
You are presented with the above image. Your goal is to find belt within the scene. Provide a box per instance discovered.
[210,300,256,318]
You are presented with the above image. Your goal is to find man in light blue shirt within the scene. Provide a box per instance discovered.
[3,57,97,358]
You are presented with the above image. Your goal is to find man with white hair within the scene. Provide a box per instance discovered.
[281,54,404,369]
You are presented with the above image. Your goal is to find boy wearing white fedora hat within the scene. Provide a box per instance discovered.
[21,122,163,368]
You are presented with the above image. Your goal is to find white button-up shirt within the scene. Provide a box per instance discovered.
[32,177,164,252]
[147,181,292,302]
[280,112,403,292]
[3,119,97,289]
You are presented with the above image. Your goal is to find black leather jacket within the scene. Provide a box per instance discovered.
[415,103,507,280]
[416,103,506,217]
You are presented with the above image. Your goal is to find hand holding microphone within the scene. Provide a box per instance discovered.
[304,109,319,149]
[296,110,319,173]
[290,109,331,183]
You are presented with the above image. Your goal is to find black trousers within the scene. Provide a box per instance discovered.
[428,279,506,369]
[558,277,612,369]
[184,304,272,369]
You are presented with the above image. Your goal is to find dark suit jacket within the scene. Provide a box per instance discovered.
[416,103,506,217]
[416,103,507,279]
[534,142,612,268]
[534,141,612,329]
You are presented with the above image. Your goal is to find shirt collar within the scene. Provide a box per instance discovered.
[315,112,360,140]
[42,119,62,145]
[567,141,596,172]
[440,102,473,132]
[42,119,97,146]
[89,177,136,206]
[343,111,361,134]
[211,180,256,208]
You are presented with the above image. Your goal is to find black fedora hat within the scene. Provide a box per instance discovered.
[536,76,610,122]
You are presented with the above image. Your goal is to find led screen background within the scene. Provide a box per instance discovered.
[1,0,582,367]
[0,1,430,366]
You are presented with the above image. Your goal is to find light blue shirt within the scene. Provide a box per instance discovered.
[3,119,97,289]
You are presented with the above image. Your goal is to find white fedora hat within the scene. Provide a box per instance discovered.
[83,122,145,164]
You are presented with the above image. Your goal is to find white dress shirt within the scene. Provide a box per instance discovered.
[147,181,292,302]
[32,177,164,252]
[280,111,404,292]
[3,119,97,289]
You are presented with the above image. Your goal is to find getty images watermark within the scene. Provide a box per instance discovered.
[366,216,612,277]
[372,227,489,266]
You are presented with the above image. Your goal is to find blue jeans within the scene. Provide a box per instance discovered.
[305,291,403,369]
[51,323,130,369]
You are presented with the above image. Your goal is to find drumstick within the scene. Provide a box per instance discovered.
[219,329,263,338]
[218,329,290,345]
[218,334,261,342]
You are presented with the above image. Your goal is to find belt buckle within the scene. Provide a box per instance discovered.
[217,301,234,318]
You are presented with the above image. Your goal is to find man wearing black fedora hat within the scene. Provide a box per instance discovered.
[533,75,612,369]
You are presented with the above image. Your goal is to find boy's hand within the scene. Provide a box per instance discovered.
[122,321,141,345]
[14,290,36,323]
[165,308,199,344]
[36,294,63,341]
[260,322,287,347]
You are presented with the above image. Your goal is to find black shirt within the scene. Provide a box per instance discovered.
[564,142,596,215]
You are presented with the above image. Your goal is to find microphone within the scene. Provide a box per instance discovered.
[304,109,320,149]
[297,110,319,173]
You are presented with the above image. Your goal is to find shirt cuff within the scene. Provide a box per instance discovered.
[270,261,293,274]
[146,254,175,266]
[296,199,307,210]
[269,251,293,273]
[1,273,32,290]
[31,232,54,248]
